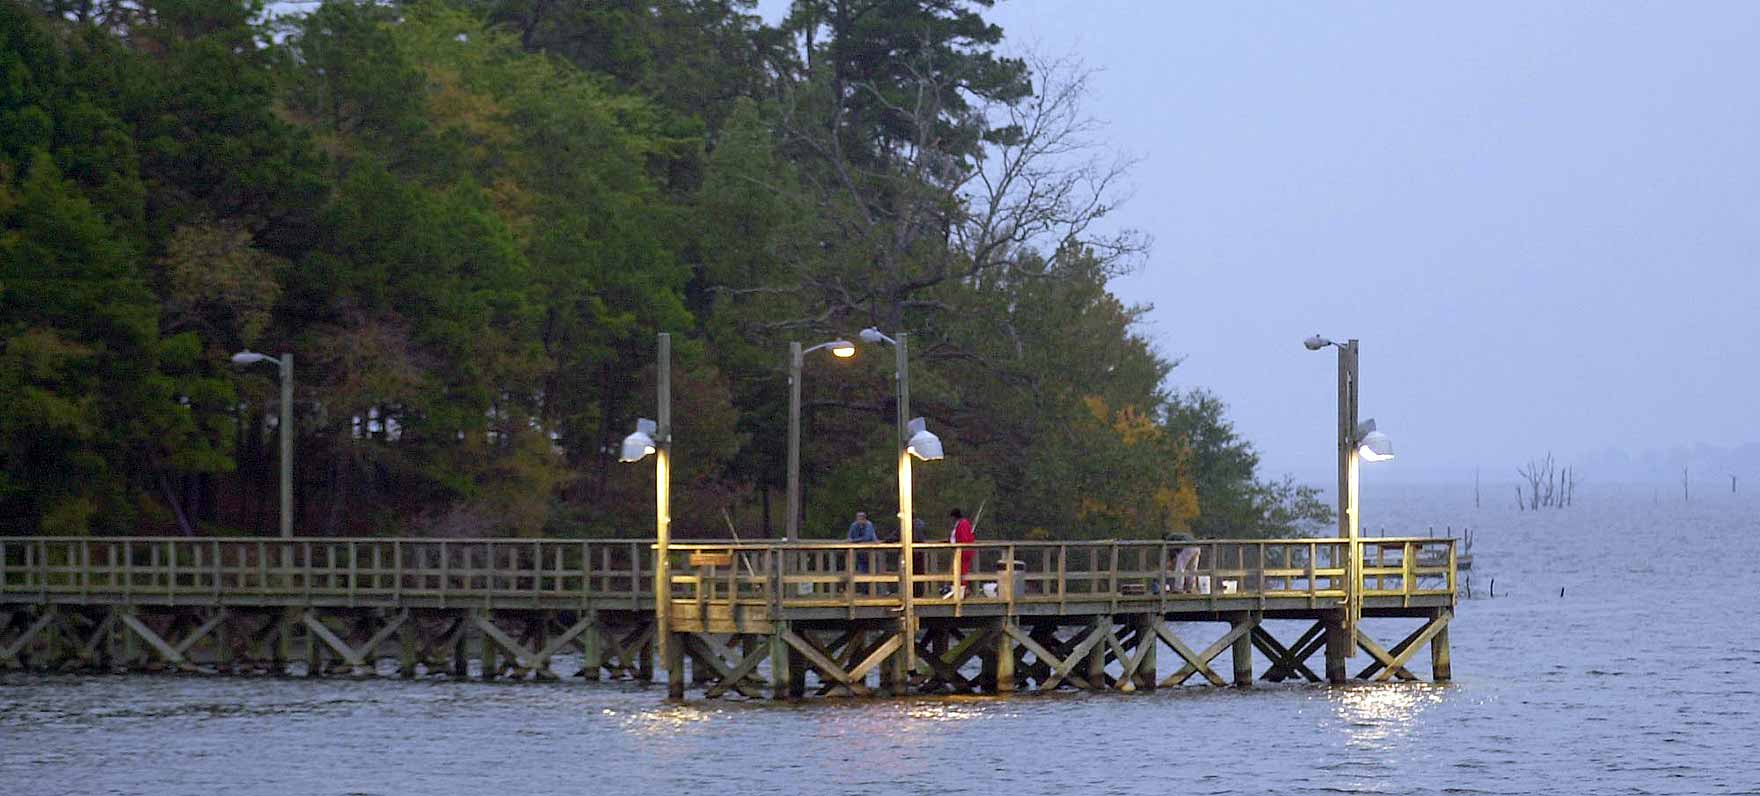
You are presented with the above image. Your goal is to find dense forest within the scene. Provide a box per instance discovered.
[0,0,1329,541]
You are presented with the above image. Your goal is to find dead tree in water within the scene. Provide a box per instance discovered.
[1517,453,1579,510]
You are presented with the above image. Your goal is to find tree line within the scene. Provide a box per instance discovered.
[1,0,1330,541]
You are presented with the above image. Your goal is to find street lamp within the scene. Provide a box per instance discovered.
[1304,335,1395,660]
[619,334,678,698]
[786,339,856,541]
[232,350,293,539]
[858,326,941,676]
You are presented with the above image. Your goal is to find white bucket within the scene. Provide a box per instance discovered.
[1196,576,1211,594]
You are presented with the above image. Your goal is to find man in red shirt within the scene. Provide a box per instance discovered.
[949,508,975,596]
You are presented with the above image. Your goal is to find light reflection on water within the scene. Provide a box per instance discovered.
[3,484,1759,795]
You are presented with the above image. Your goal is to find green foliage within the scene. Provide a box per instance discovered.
[0,0,1329,541]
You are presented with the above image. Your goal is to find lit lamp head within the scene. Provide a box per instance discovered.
[905,417,944,461]
[829,340,856,358]
[858,327,895,346]
[1354,419,1395,462]
[619,418,658,463]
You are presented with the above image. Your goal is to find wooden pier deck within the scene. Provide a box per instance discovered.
[1,536,1454,698]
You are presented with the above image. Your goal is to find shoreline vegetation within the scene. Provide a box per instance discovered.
[1,1,1328,541]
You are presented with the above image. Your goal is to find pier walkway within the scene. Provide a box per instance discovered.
[1,536,1454,699]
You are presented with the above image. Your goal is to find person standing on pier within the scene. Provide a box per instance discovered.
[949,508,976,597]
[848,511,877,575]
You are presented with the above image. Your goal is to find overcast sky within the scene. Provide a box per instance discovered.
[761,1,1760,483]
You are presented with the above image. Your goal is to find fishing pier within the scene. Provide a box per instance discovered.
[1,535,1454,699]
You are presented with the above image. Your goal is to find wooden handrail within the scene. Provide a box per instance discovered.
[1,536,1455,609]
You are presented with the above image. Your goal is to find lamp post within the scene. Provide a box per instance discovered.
[232,350,293,539]
[1304,335,1394,660]
[786,339,856,541]
[620,333,676,698]
[857,327,944,678]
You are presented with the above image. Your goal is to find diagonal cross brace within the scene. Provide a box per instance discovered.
[1256,621,1326,683]
[780,629,872,696]
[1157,617,1256,688]
[473,612,536,669]
[1003,622,1103,690]
[687,635,768,699]
[1360,615,1449,682]
[1,610,58,663]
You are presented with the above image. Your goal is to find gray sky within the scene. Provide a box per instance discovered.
[760,1,1760,483]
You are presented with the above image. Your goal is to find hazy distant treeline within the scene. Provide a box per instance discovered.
[0,0,1328,540]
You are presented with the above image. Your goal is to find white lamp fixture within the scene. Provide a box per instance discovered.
[905,417,944,461]
[858,327,895,346]
[620,418,657,463]
[1355,419,1395,462]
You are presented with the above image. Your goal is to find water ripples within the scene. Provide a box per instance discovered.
[3,485,1758,795]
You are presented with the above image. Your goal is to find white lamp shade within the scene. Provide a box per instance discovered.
[620,418,658,462]
[859,327,886,344]
[231,351,270,365]
[1358,430,1394,462]
[830,340,856,358]
[905,417,944,461]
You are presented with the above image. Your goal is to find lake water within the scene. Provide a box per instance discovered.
[3,483,1757,795]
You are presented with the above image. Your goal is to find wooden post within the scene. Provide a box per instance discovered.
[580,614,602,681]
[303,612,320,677]
[648,333,674,684]
[121,608,141,672]
[895,333,916,676]
[666,632,686,701]
[450,613,469,678]
[1324,612,1348,684]
[478,610,497,680]
[1232,613,1254,688]
[770,623,792,700]
[398,617,417,678]
[994,619,1015,694]
[639,626,656,682]
[213,614,231,673]
[1086,618,1106,690]
[1430,608,1452,682]
[1136,614,1157,690]
[888,622,911,696]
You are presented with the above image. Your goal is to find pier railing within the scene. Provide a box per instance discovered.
[2,536,1453,611]
[0,537,653,609]
[665,537,1455,613]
